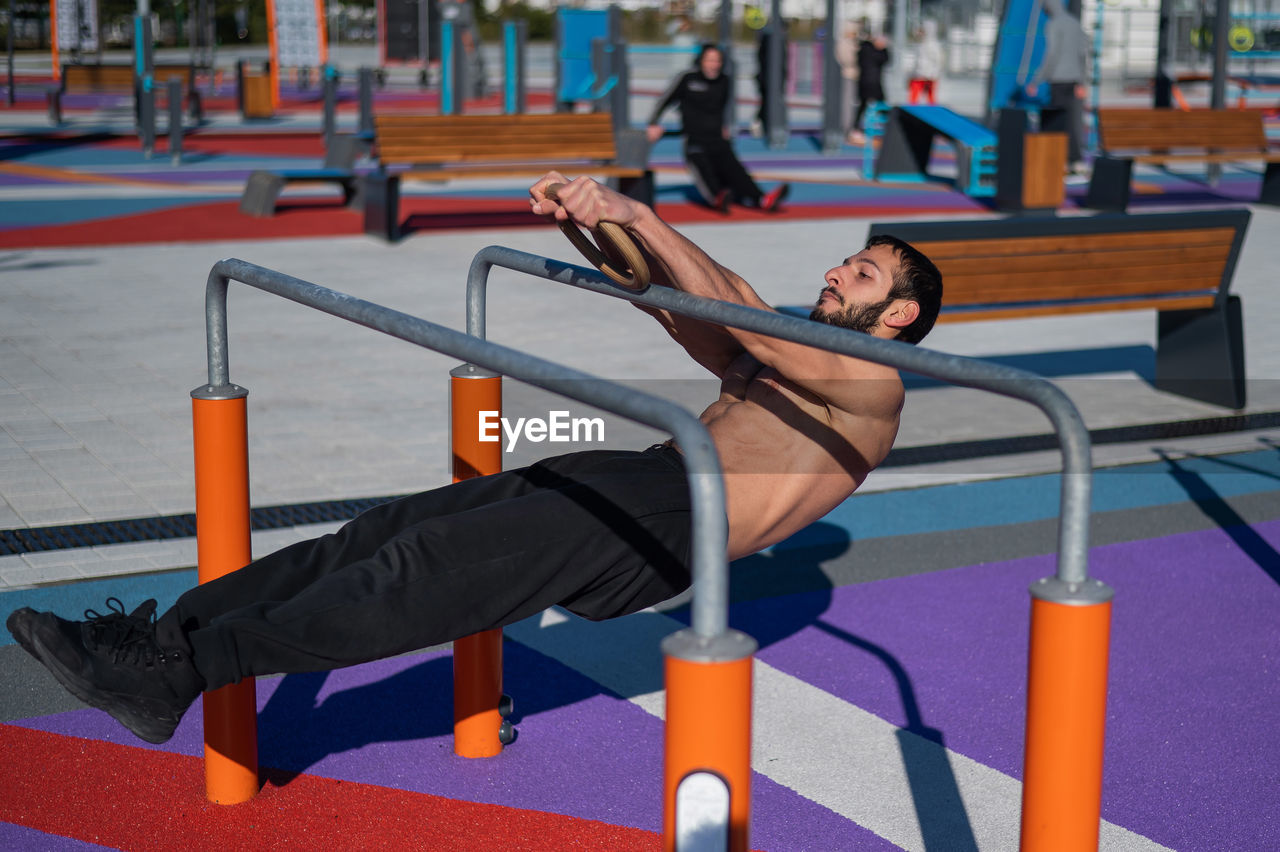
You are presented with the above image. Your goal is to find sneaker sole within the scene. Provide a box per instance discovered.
[8,610,183,744]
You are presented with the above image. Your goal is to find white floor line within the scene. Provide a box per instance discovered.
[508,607,1171,852]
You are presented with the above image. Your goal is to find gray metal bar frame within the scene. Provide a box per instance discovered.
[202,257,730,638]
[465,245,1095,591]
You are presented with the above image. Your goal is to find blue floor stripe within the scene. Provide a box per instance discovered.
[775,448,1280,549]
[0,569,196,647]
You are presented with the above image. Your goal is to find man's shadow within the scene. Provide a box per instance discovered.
[258,522,978,848]
[725,527,980,851]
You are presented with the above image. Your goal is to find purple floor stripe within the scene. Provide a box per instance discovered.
[0,822,113,850]
[736,519,1280,850]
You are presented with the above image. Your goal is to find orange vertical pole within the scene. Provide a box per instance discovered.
[191,385,259,804]
[1020,578,1113,851]
[449,365,506,758]
[265,0,280,109]
[662,630,756,852]
[48,0,59,81]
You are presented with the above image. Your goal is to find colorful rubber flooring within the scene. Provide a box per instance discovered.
[0,97,1274,250]
[2,103,1278,849]
[2,449,1278,850]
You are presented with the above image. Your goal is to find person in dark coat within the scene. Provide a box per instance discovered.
[849,32,890,144]
[647,44,790,213]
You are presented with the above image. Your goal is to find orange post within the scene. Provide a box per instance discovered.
[1020,578,1113,851]
[191,386,259,804]
[449,365,506,758]
[662,630,756,852]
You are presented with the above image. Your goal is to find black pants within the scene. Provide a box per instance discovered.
[684,136,763,206]
[167,446,693,690]
[853,80,885,131]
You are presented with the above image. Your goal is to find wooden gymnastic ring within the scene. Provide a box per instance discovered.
[544,182,650,291]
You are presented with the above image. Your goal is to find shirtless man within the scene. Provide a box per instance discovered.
[7,175,942,746]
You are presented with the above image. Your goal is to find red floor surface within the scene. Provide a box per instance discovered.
[0,723,662,850]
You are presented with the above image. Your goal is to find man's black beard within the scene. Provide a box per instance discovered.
[809,293,896,334]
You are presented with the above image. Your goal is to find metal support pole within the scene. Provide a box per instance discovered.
[1154,0,1174,107]
[1020,578,1113,849]
[590,36,611,116]
[664,630,756,852]
[139,76,155,157]
[167,77,183,165]
[503,20,527,115]
[322,66,337,144]
[718,0,735,131]
[820,0,843,153]
[190,384,259,805]
[608,5,627,129]
[357,67,374,135]
[6,0,14,106]
[449,364,509,758]
[765,0,787,149]
[1211,0,1229,109]
[442,20,464,115]
[612,42,629,130]
[891,0,908,102]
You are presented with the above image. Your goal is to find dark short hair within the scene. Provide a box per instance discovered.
[866,234,943,344]
[696,43,723,66]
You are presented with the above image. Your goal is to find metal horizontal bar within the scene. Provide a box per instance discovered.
[466,244,1093,590]
[204,257,728,634]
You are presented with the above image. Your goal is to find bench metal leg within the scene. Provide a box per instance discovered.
[1083,156,1132,211]
[1260,161,1280,206]
[47,90,63,126]
[1155,296,1246,409]
[611,169,654,207]
[363,172,402,241]
[239,171,286,217]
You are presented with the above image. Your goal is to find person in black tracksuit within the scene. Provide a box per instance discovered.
[646,43,789,213]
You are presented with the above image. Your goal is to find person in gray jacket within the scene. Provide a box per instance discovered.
[1025,0,1089,173]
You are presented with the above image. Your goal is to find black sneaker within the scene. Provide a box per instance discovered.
[761,183,790,213]
[7,598,205,744]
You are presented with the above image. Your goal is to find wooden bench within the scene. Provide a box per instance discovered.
[48,63,201,125]
[1084,108,1279,210]
[361,112,653,241]
[865,209,1251,409]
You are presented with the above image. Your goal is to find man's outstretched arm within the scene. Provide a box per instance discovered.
[533,172,747,377]
[530,174,888,407]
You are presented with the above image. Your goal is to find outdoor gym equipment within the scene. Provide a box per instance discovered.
[544,183,649,289]
[192,231,1111,847]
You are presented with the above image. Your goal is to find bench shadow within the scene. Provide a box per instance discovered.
[401,209,548,235]
[769,322,1156,389]
[1155,445,1280,586]
[899,344,1156,389]
[0,132,119,162]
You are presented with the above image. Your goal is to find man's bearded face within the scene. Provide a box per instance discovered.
[809,287,896,334]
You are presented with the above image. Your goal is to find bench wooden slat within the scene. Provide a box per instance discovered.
[398,164,645,182]
[936,294,1217,322]
[929,244,1229,277]
[379,141,617,156]
[60,63,192,93]
[1095,107,1273,157]
[940,272,1225,305]
[907,227,1238,260]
